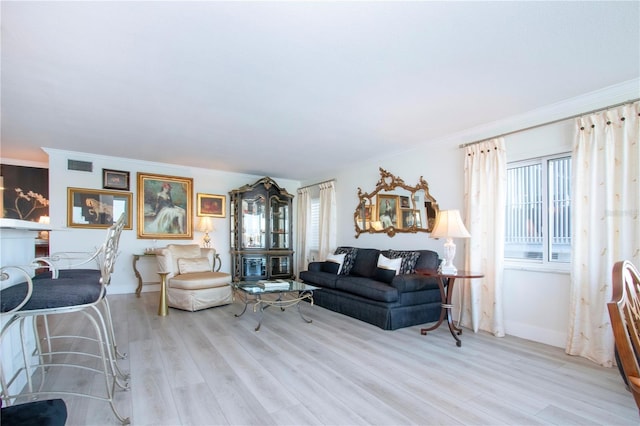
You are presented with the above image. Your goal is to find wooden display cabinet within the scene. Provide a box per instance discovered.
[230,177,294,281]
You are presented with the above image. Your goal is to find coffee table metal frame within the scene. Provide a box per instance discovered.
[232,280,318,331]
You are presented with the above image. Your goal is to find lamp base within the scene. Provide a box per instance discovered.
[440,265,458,275]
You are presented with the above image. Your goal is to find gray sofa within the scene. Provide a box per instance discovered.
[299,247,442,330]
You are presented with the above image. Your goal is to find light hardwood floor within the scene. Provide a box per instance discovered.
[19,292,639,425]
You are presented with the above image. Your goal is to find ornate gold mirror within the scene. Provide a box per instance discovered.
[354,168,439,238]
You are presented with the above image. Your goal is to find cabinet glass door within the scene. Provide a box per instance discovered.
[270,256,291,277]
[270,196,289,249]
[242,195,265,248]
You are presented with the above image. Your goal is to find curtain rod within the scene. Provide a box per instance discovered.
[459,98,640,149]
[298,178,336,191]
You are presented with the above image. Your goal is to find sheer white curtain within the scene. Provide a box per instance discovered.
[566,101,640,367]
[463,138,507,336]
[318,181,337,260]
[296,187,311,276]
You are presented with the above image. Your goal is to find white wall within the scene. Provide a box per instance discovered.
[45,148,300,295]
[302,79,638,348]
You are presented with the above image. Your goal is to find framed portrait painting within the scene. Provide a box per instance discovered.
[197,193,226,218]
[67,187,133,229]
[377,194,399,228]
[137,172,193,239]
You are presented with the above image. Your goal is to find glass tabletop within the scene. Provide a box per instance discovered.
[233,279,318,294]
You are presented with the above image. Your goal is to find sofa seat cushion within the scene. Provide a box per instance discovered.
[299,270,339,289]
[169,271,231,290]
[335,276,398,303]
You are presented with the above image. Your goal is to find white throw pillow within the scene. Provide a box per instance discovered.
[377,254,402,275]
[177,257,211,274]
[325,253,346,274]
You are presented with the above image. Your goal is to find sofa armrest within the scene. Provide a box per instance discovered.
[307,262,324,272]
[390,274,440,293]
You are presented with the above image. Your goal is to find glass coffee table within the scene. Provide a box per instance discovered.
[232,280,319,331]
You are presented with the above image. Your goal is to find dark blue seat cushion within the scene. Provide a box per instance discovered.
[335,276,398,303]
[1,398,67,426]
[1,277,103,313]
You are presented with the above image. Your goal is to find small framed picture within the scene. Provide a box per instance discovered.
[103,169,130,191]
[400,196,410,209]
[67,187,133,229]
[197,193,226,217]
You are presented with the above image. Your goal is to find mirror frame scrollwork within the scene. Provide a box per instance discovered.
[354,167,439,238]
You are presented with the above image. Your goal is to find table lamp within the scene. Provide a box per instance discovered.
[197,216,213,248]
[429,209,470,275]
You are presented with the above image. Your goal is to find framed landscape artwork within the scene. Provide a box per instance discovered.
[137,172,193,239]
[102,169,130,191]
[197,193,226,217]
[67,187,132,229]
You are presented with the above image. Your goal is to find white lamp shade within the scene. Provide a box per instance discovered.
[197,216,213,233]
[430,210,470,239]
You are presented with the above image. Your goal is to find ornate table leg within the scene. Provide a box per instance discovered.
[133,254,143,297]
[421,276,463,347]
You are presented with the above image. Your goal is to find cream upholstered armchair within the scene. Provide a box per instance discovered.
[155,244,232,311]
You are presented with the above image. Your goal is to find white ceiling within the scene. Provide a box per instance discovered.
[1,1,639,180]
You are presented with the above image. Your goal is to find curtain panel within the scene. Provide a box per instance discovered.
[566,101,640,366]
[318,181,337,261]
[296,187,311,276]
[463,138,507,336]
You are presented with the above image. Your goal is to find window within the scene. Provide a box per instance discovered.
[505,154,571,263]
[309,198,320,251]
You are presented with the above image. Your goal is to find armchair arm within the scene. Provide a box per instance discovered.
[156,248,177,279]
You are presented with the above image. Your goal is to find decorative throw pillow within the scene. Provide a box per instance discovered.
[387,250,421,274]
[324,253,346,274]
[376,254,402,275]
[177,257,211,275]
[334,247,358,275]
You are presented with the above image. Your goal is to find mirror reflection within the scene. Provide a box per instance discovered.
[354,168,439,237]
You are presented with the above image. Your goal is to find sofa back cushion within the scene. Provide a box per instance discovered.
[349,248,380,278]
[413,250,440,271]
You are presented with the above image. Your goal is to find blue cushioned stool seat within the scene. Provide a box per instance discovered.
[1,277,102,313]
[1,398,67,426]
